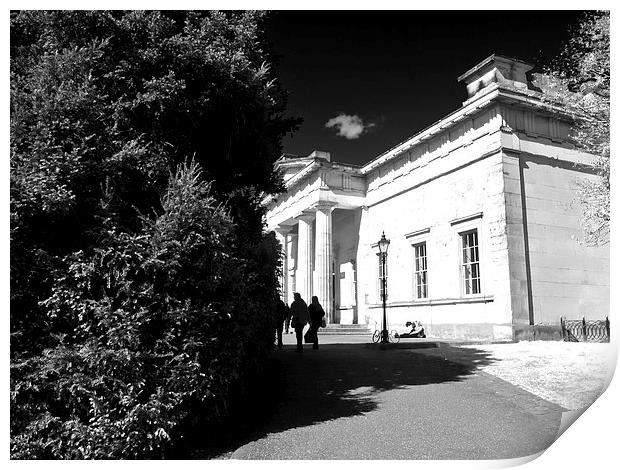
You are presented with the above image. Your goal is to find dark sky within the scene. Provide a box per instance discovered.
[264,10,583,166]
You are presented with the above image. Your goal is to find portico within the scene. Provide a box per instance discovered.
[267,152,366,324]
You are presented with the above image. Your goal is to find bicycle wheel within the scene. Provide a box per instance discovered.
[372,330,381,343]
[390,330,401,343]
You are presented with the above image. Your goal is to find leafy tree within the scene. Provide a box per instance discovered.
[11,10,297,352]
[11,10,295,458]
[11,161,266,458]
[539,11,610,245]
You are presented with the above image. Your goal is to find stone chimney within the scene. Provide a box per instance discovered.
[458,54,533,104]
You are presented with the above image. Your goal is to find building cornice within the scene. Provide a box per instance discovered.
[365,146,502,208]
[283,159,363,190]
[360,86,501,175]
[359,84,572,176]
[285,160,320,189]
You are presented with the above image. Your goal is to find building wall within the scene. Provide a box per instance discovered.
[268,86,610,341]
[355,108,515,340]
[501,122,609,327]
[325,169,366,193]
[351,104,609,340]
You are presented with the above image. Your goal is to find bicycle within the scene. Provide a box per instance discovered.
[371,329,400,344]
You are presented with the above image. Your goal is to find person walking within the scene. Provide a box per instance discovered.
[275,298,290,350]
[289,293,309,352]
[308,296,326,350]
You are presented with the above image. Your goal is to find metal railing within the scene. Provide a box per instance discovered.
[560,316,610,343]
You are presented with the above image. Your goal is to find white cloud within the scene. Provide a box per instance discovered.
[325,113,375,139]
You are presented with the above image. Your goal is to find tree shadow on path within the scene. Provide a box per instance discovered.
[184,343,500,458]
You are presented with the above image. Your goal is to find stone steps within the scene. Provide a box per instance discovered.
[318,324,370,335]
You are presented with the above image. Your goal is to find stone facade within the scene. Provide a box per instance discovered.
[265,54,609,341]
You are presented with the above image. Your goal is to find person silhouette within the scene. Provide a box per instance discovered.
[308,296,325,350]
[401,320,426,338]
[289,293,309,352]
[276,298,290,350]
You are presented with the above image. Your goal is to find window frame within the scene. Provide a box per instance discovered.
[450,213,484,298]
[405,227,431,301]
[413,241,428,299]
[459,228,481,296]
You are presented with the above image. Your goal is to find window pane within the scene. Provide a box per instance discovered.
[461,229,481,296]
[472,263,479,278]
[463,264,472,279]
[413,242,428,299]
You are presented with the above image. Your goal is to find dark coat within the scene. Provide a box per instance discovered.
[278,299,291,323]
[290,298,309,327]
[308,301,325,327]
[276,299,290,325]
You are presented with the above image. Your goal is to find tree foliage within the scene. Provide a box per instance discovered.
[11,10,294,458]
[539,11,610,245]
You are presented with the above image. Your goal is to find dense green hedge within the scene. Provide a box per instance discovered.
[11,10,294,459]
[11,162,280,458]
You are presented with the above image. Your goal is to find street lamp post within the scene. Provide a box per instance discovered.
[378,231,390,344]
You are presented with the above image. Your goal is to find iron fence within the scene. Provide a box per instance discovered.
[561,316,610,343]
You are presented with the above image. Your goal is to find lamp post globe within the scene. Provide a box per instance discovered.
[378,232,390,344]
[378,231,390,254]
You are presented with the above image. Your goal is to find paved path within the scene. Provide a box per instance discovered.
[216,337,565,460]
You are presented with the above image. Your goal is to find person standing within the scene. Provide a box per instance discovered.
[285,302,292,334]
[289,293,309,352]
[275,298,290,350]
[308,296,326,350]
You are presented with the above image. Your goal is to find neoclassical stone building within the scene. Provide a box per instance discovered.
[265,55,609,341]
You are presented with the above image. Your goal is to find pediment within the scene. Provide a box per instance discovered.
[277,157,314,183]
[276,151,331,184]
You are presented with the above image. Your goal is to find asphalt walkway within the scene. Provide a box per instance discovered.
[189,335,565,460]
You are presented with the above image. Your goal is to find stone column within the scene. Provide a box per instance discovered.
[314,203,335,324]
[296,212,315,304]
[274,226,291,302]
[287,233,297,306]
